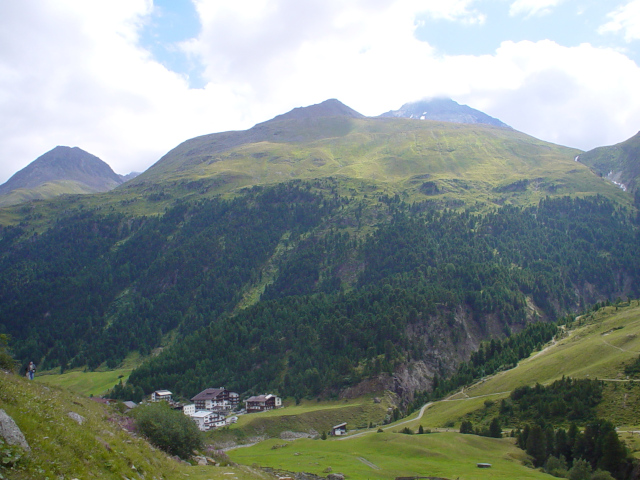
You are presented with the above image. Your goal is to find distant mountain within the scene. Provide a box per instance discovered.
[0,146,129,206]
[577,131,640,194]
[268,98,365,122]
[380,98,510,128]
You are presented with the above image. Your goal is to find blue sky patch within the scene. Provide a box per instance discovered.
[414,1,639,64]
[139,0,206,88]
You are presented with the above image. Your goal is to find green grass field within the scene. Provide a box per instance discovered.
[34,352,142,397]
[229,431,550,480]
[35,367,132,397]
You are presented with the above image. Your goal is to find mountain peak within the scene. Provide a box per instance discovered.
[0,146,126,204]
[380,98,509,128]
[267,99,365,123]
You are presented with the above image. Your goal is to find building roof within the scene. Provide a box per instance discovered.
[246,395,268,402]
[191,388,226,402]
[332,422,347,429]
[122,401,137,409]
[190,410,214,419]
[246,394,278,403]
[154,390,172,396]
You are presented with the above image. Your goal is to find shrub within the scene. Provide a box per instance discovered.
[545,455,568,478]
[131,402,202,459]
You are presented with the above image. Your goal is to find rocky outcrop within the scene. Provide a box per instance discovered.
[0,409,30,451]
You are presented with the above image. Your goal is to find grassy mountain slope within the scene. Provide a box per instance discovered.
[578,131,640,194]
[127,114,625,209]
[406,302,640,431]
[0,370,264,480]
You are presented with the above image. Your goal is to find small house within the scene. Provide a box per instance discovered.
[331,422,347,436]
[151,390,172,402]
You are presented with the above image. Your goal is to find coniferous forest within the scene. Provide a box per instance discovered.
[1,177,639,403]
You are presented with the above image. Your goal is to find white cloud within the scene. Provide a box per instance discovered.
[1,1,639,184]
[456,41,640,150]
[509,0,563,18]
[599,0,640,42]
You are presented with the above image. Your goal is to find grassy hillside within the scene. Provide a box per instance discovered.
[209,394,394,447]
[0,369,265,480]
[130,116,627,210]
[578,131,640,194]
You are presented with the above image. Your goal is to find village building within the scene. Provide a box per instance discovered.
[151,390,173,402]
[189,410,217,431]
[330,422,347,436]
[244,394,282,413]
[191,387,239,411]
[184,406,229,431]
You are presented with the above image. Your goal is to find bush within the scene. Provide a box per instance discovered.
[568,458,592,480]
[460,420,473,434]
[545,455,568,478]
[131,402,203,459]
[0,335,16,373]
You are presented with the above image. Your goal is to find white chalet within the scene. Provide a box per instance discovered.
[245,394,282,413]
[191,387,239,411]
[151,390,172,402]
[189,410,217,431]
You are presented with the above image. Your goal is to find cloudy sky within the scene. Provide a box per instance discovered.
[1,0,640,182]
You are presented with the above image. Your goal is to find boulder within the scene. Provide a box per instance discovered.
[67,411,86,425]
[0,409,30,451]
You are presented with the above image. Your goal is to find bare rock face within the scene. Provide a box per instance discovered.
[0,409,30,451]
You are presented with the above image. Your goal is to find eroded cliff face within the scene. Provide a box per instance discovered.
[341,302,543,406]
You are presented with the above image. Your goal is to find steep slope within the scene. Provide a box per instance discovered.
[0,369,259,479]
[578,131,640,194]
[380,97,510,128]
[0,146,126,207]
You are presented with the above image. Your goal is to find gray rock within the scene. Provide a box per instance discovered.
[67,411,85,425]
[0,409,30,451]
[327,474,345,480]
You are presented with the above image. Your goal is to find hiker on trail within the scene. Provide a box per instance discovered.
[27,361,36,380]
